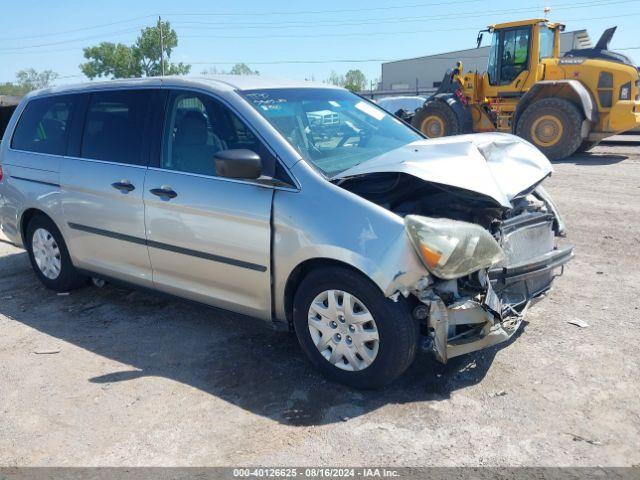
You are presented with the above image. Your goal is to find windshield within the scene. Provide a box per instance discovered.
[242,88,422,177]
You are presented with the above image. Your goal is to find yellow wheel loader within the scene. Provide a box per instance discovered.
[411,19,640,159]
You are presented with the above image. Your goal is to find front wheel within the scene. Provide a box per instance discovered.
[412,100,460,138]
[516,98,584,160]
[293,267,419,389]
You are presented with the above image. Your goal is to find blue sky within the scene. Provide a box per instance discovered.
[1,0,638,85]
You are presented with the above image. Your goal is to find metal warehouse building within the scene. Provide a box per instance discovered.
[379,30,592,95]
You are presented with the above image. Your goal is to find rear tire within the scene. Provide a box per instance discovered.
[412,100,460,138]
[516,98,584,160]
[293,266,419,389]
[576,140,599,153]
[25,214,87,292]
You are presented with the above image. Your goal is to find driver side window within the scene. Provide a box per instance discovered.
[162,91,276,178]
[500,27,530,84]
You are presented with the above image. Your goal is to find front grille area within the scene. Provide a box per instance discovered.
[492,212,559,305]
[498,213,555,265]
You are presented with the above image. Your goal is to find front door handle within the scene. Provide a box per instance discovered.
[150,186,177,199]
[111,180,135,193]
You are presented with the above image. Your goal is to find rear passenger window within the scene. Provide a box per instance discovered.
[11,96,75,155]
[81,90,151,165]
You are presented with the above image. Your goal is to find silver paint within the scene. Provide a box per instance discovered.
[0,76,571,366]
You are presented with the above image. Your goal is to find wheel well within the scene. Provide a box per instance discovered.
[20,208,49,245]
[515,82,595,129]
[282,258,379,329]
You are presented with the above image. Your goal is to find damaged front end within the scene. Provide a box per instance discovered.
[335,134,574,363]
[414,202,573,363]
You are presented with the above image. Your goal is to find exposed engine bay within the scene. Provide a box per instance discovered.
[337,169,573,363]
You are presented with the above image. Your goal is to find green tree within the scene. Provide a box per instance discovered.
[80,43,140,79]
[16,68,59,90]
[343,69,367,92]
[0,68,59,95]
[0,82,28,96]
[80,20,191,79]
[326,71,344,87]
[229,63,259,75]
[200,64,259,76]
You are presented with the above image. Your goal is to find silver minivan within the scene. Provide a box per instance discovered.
[0,76,573,388]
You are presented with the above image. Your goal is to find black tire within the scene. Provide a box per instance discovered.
[411,100,460,138]
[293,266,419,389]
[576,140,599,153]
[516,98,584,160]
[25,214,87,292]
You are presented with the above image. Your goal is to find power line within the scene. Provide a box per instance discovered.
[0,15,154,42]
[2,4,638,55]
[179,14,640,41]
[169,0,640,30]
[160,0,486,17]
[0,0,636,49]
[0,28,141,52]
[1,0,634,52]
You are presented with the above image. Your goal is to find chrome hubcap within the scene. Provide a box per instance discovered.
[32,228,62,280]
[307,289,379,371]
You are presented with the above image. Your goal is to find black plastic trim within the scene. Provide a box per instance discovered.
[489,245,574,286]
[10,176,60,188]
[67,222,267,272]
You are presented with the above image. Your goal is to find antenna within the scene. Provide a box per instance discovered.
[544,7,551,19]
[159,16,165,76]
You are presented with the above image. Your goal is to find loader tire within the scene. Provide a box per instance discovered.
[516,98,584,161]
[412,100,459,138]
[576,140,599,153]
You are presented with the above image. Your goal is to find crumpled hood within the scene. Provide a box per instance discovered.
[333,133,553,208]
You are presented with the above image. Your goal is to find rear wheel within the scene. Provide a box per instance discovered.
[412,100,459,138]
[26,214,87,292]
[516,98,584,160]
[293,267,419,389]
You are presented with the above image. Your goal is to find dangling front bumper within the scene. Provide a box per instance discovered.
[426,212,574,363]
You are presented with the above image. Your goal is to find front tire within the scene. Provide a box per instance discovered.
[26,214,87,292]
[516,98,584,160]
[293,267,419,389]
[412,100,460,138]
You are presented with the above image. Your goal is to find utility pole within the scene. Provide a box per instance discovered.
[159,16,165,76]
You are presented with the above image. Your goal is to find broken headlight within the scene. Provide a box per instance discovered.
[405,215,504,280]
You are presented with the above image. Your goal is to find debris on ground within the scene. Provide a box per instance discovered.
[490,390,508,397]
[566,433,603,446]
[568,319,590,328]
[33,349,61,355]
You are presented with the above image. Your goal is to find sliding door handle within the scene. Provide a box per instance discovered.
[111,181,135,193]
[150,186,177,199]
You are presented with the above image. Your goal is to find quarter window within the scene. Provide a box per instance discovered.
[162,91,275,177]
[80,90,152,165]
[11,96,75,155]
[539,27,554,60]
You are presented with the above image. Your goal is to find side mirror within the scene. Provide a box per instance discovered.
[214,149,262,180]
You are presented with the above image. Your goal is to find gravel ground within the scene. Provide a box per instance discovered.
[1,144,639,467]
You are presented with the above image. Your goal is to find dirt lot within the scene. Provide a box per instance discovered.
[1,144,639,467]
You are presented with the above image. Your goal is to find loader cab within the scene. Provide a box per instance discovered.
[484,19,563,93]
